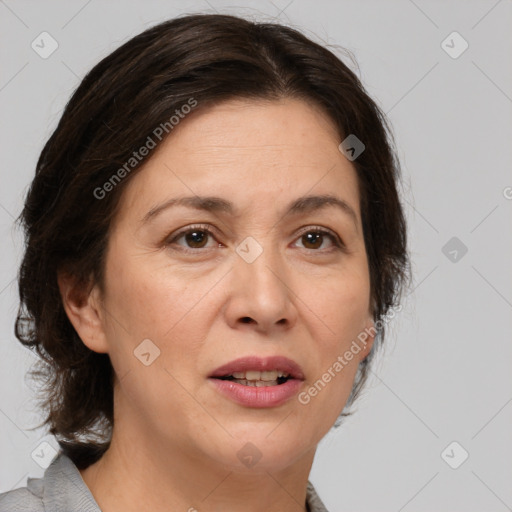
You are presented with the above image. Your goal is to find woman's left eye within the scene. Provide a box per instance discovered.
[165,224,342,253]
[293,228,341,251]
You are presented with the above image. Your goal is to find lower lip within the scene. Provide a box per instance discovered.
[209,378,303,408]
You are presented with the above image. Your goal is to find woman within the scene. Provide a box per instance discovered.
[0,13,409,512]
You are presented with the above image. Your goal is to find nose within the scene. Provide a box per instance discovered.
[224,238,298,335]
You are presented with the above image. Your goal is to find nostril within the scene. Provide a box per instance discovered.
[241,317,253,324]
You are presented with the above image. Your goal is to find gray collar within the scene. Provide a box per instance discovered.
[28,452,101,512]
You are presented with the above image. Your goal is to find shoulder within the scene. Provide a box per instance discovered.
[0,452,101,512]
[0,484,44,511]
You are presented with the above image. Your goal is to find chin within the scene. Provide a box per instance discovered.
[199,423,314,473]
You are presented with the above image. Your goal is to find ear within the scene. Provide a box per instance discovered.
[357,315,377,362]
[57,271,109,354]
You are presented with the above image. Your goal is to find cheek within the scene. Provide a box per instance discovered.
[105,249,210,340]
[300,267,370,413]
[299,281,367,423]
[99,252,204,384]
[312,266,371,342]
[102,256,212,434]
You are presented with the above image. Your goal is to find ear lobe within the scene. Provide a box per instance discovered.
[358,317,377,362]
[57,271,109,354]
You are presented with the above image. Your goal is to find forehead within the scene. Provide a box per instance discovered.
[116,98,360,224]
[165,97,342,159]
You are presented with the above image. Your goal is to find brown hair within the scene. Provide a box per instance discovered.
[15,13,410,469]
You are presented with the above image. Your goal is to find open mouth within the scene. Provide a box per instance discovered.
[215,370,291,387]
[209,357,304,407]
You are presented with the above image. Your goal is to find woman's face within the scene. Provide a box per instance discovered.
[87,98,375,472]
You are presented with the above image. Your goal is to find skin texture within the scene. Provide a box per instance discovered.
[59,98,376,512]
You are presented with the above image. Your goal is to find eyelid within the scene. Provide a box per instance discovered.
[294,225,344,248]
[298,224,342,243]
[166,223,220,248]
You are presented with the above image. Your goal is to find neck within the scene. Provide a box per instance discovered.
[79,407,315,512]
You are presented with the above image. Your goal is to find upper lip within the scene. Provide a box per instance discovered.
[209,355,305,380]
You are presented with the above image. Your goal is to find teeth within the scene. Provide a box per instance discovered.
[232,379,280,387]
[230,370,289,381]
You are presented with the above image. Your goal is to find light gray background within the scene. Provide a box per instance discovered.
[1,1,511,511]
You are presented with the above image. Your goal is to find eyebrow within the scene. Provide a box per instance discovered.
[141,193,359,229]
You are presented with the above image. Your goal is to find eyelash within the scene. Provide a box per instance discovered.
[165,223,345,255]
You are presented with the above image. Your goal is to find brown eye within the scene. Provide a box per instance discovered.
[181,229,210,248]
[166,224,219,253]
[294,227,342,252]
[301,232,324,250]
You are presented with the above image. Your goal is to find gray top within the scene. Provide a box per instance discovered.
[0,452,329,511]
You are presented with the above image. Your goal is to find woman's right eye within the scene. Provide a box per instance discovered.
[166,224,220,252]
